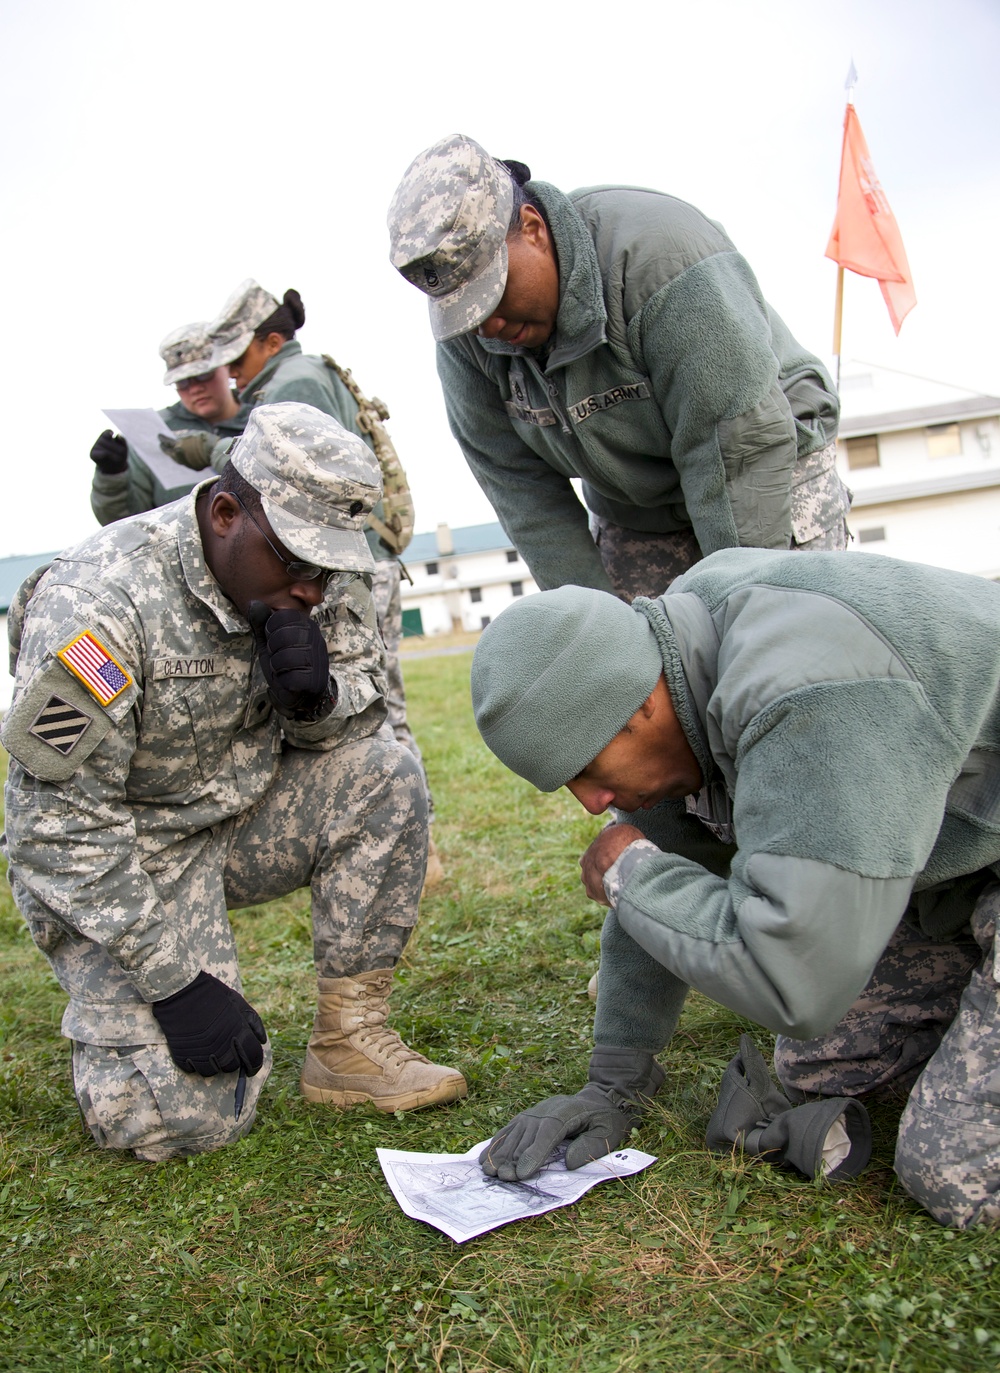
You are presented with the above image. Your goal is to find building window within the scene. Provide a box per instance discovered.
[858,526,886,543]
[425,561,439,576]
[469,587,483,603]
[510,581,524,597]
[926,422,961,459]
[844,435,880,469]
[506,549,519,563]
[480,615,491,629]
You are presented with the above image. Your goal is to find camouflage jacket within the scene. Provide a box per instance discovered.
[90,399,251,526]
[438,182,841,594]
[1,482,387,1007]
[238,342,397,564]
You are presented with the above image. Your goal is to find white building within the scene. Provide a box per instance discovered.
[399,523,538,635]
[836,365,1000,581]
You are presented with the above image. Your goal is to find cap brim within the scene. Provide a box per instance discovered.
[211,328,255,367]
[428,241,508,343]
[263,496,376,575]
[164,359,217,386]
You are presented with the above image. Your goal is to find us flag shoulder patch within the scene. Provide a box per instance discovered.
[57,631,133,706]
[28,695,94,755]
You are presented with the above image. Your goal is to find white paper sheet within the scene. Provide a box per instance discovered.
[102,408,203,492]
[377,1138,656,1243]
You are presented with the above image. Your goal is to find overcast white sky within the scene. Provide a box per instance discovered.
[3,0,998,558]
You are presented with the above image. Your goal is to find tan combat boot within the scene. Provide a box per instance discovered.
[300,970,467,1112]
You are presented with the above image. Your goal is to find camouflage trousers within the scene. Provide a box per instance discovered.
[592,442,851,600]
[65,727,427,1161]
[775,883,1000,1228]
[371,558,434,822]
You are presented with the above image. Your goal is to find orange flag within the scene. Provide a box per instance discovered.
[826,104,916,335]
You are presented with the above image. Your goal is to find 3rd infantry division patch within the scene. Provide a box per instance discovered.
[28,695,94,755]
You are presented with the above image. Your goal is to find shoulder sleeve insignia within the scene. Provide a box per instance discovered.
[57,631,133,705]
[28,695,94,755]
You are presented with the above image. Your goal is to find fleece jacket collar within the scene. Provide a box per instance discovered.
[632,594,718,788]
[476,181,608,373]
[238,339,302,406]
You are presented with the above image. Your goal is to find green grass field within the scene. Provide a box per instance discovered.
[1,650,998,1372]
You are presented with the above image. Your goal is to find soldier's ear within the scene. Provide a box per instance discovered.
[208,492,241,538]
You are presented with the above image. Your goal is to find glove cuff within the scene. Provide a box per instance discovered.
[586,1045,665,1121]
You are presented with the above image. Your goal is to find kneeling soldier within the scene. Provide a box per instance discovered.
[3,401,464,1161]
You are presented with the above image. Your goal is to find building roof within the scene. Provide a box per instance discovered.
[839,394,1000,440]
[0,552,58,614]
[404,522,512,563]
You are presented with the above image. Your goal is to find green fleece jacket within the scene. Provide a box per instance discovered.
[90,399,250,526]
[593,548,1000,1052]
[238,341,393,563]
[438,183,839,594]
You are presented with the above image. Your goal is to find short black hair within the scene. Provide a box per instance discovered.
[215,459,263,515]
[499,159,549,236]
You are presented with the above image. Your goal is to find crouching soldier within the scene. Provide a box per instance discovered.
[470,548,1000,1227]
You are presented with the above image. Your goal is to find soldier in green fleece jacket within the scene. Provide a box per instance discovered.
[388,134,847,601]
[470,548,1000,1228]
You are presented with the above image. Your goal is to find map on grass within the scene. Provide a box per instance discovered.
[377,1139,656,1243]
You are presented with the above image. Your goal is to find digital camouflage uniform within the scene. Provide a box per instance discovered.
[388,135,849,602]
[2,408,428,1160]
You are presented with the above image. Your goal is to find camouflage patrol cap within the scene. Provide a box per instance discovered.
[230,402,379,573]
[209,279,280,367]
[387,133,514,342]
[159,322,218,387]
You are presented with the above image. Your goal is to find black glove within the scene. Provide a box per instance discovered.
[151,970,267,1076]
[706,1034,871,1181]
[158,430,216,470]
[90,429,128,475]
[479,1046,665,1181]
[248,601,334,721]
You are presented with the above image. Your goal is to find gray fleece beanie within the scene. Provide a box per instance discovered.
[471,585,664,791]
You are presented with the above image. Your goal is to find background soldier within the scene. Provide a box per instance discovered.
[3,402,464,1162]
[469,549,1000,1229]
[89,321,248,525]
[207,280,442,883]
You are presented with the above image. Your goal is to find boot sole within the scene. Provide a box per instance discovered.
[300,1074,468,1113]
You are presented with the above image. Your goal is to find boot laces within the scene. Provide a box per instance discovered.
[355,987,428,1066]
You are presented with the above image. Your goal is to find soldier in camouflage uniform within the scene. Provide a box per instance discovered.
[89,322,250,527]
[388,134,850,603]
[469,550,1000,1227]
[2,402,465,1162]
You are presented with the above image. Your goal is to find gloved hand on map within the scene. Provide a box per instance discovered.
[479,1046,665,1181]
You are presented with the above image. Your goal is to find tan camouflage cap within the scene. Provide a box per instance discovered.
[208,279,280,367]
[230,402,379,573]
[159,322,218,387]
[387,133,514,342]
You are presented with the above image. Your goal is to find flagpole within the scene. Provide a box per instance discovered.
[833,60,858,392]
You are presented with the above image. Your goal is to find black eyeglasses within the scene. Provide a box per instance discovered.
[232,493,332,585]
